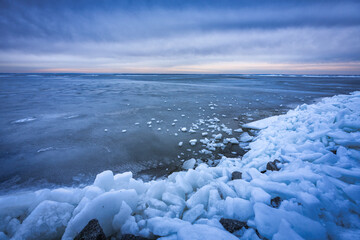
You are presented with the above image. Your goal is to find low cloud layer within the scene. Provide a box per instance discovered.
[1,0,360,73]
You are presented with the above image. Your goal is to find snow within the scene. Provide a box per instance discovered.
[1,92,360,239]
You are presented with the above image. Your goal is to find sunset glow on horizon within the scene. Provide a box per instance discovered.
[1,0,360,74]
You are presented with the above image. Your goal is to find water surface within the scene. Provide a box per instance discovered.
[1,73,359,193]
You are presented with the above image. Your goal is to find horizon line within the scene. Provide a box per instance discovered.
[1,72,360,76]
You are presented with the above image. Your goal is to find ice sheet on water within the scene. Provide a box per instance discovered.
[1,92,360,239]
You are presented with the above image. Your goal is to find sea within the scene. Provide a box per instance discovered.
[1,73,359,193]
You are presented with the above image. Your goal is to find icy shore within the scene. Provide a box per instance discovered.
[0,92,359,240]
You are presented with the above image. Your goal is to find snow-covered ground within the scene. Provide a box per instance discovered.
[0,92,359,240]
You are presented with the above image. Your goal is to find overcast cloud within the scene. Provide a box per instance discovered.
[0,0,360,73]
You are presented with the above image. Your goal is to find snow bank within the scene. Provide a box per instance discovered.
[1,92,360,239]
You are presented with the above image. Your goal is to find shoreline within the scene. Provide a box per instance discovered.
[0,91,359,239]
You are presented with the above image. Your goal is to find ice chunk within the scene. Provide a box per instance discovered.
[121,216,139,235]
[114,172,133,189]
[224,197,254,221]
[182,204,204,223]
[6,218,20,236]
[174,174,193,194]
[148,198,168,211]
[186,185,212,209]
[0,232,8,240]
[254,203,326,240]
[229,137,239,144]
[13,200,74,240]
[84,186,104,200]
[94,170,114,191]
[243,115,279,129]
[50,188,82,205]
[240,132,253,142]
[251,188,271,204]
[217,182,237,198]
[273,219,305,240]
[112,201,132,231]
[189,139,197,146]
[147,181,167,199]
[343,185,360,203]
[181,127,187,132]
[177,224,238,240]
[162,192,185,207]
[147,217,190,236]
[234,128,243,133]
[62,190,138,239]
[208,189,221,213]
[183,159,196,170]
[214,134,222,140]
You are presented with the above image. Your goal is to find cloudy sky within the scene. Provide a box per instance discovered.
[1,0,360,74]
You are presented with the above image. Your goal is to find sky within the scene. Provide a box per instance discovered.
[0,0,360,74]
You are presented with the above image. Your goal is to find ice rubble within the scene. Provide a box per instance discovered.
[0,92,360,240]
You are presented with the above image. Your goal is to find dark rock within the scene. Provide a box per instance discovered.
[271,196,282,208]
[220,218,248,233]
[74,219,106,240]
[266,159,280,171]
[231,171,242,180]
[120,234,150,240]
[260,170,267,174]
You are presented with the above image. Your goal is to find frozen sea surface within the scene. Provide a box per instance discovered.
[0,73,359,192]
[0,91,359,240]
